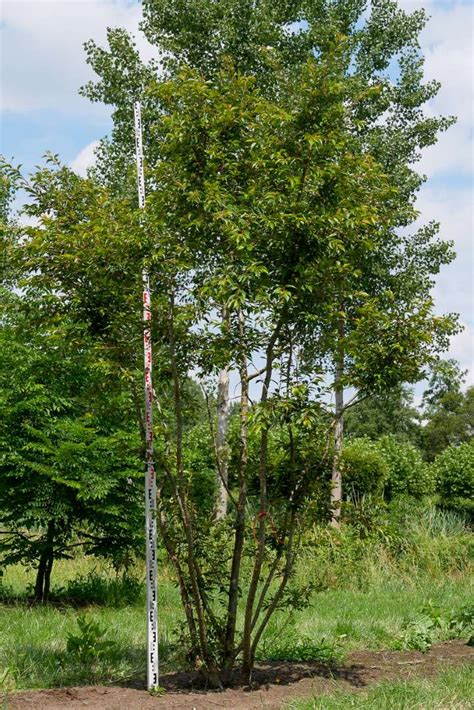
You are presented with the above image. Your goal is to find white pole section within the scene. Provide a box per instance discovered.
[134,101,159,691]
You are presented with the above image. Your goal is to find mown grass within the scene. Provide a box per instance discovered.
[0,506,472,692]
[287,663,474,709]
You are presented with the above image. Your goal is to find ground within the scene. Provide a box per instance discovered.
[5,640,473,709]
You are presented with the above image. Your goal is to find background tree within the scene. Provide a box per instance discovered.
[0,299,144,602]
[420,360,473,460]
[344,384,420,443]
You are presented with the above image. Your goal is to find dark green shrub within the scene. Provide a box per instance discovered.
[433,441,474,517]
[341,437,388,501]
[58,571,144,607]
[378,435,434,499]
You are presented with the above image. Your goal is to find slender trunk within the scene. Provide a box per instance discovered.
[34,553,47,602]
[156,501,199,655]
[224,314,248,667]
[215,367,230,519]
[330,318,344,528]
[168,293,216,676]
[34,520,55,602]
[244,510,298,683]
[242,319,283,679]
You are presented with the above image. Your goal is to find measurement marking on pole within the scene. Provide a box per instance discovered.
[134,100,159,692]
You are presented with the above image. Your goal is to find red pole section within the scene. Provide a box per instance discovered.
[133,101,159,691]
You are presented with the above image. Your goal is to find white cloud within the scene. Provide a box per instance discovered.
[447,324,474,386]
[69,138,100,175]
[414,184,473,316]
[0,0,157,113]
[417,2,474,179]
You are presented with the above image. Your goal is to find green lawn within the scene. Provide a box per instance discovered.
[1,554,472,691]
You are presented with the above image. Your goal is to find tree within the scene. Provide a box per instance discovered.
[7,0,458,682]
[0,301,144,601]
[420,359,474,460]
[80,1,456,527]
[344,384,420,442]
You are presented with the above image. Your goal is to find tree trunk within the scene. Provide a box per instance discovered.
[224,314,249,667]
[34,520,55,602]
[215,367,230,519]
[330,318,344,528]
[34,552,47,602]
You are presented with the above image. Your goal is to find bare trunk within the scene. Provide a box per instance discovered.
[224,314,248,667]
[168,294,214,671]
[330,318,344,528]
[242,318,283,678]
[34,553,47,602]
[215,367,230,519]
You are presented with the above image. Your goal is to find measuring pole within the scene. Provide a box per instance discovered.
[134,101,159,691]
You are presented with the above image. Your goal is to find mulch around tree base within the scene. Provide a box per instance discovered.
[5,640,474,709]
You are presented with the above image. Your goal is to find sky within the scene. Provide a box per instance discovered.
[1,0,473,395]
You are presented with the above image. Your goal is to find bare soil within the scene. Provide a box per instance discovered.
[6,640,474,709]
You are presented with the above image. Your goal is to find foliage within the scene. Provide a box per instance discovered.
[344,385,420,443]
[1,0,461,684]
[340,438,389,500]
[377,435,434,500]
[300,502,473,592]
[57,572,144,607]
[433,441,474,517]
[66,616,118,665]
[395,601,474,653]
[182,423,218,518]
[420,360,473,460]
[0,299,144,600]
[395,618,435,652]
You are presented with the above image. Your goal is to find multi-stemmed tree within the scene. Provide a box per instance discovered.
[2,0,458,682]
[80,0,457,525]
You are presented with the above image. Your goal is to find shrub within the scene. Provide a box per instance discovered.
[378,435,434,500]
[433,441,474,517]
[341,438,388,501]
[58,571,143,607]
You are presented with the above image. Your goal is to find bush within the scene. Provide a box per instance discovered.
[433,441,474,517]
[378,435,434,500]
[341,438,388,501]
[57,571,144,607]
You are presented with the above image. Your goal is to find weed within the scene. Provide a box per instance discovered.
[66,616,117,665]
[395,618,435,652]
[148,686,167,696]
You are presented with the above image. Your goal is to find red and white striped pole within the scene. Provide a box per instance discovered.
[134,101,159,691]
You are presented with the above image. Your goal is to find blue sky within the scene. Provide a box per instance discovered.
[1,0,473,394]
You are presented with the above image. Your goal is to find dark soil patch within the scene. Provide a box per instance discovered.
[5,639,473,709]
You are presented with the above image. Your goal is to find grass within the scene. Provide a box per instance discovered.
[0,506,472,692]
[0,557,183,690]
[287,664,474,709]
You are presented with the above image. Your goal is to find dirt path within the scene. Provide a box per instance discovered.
[5,640,473,709]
